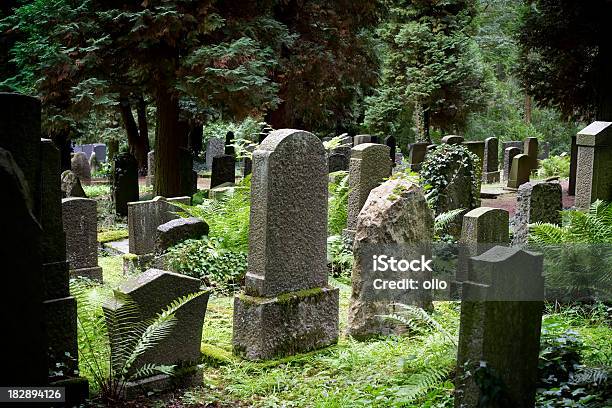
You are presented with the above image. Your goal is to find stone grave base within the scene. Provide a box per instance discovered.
[233,286,340,360]
[70,266,103,282]
[122,253,154,275]
[209,182,236,200]
[122,366,203,399]
[482,171,500,184]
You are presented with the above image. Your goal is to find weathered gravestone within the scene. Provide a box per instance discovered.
[502,146,521,183]
[568,135,577,196]
[455,246,544,408]
[575,121,612,209]
[103,269,210,394]
[328,152,350,172]
[343,143,391,243]
[507,153,531,189]
[179,147,197,196]
[407,142,429,171]
[0,147,48,387]
[348,178,434,339]
[512,182,562,246]
[456,207,509,286]
[62,197,103,281]
[482,137,500,183]
[463,141,485,173]
[233,129,339,360]
[146,150,155,186]
[112,152,139,216]
[89,151,99,174]
[155,217,209,254]
[71,151,91,185]
[211,154,235,188]
[441,135,464,145]
[205,137,225,169]
[353,134,373,146]
[61,170,87,198]
[502,140,523,152]
[524,137,539,171]
[93,143,107,162]
[384,135,397,166]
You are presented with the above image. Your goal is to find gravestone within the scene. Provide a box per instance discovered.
[524,137,539,170]
[146,150,155,186]
[408,142,429,171]
[205,137,224,169]
[112,152,139,216]
[507,154,531,189]
[179,147,197,196]
[455,246,544,408]
[575,121,612,209]
[456,207,509,285]
[210,182,236,201]
[348,178,434,338]
[512,182,562,246]
[89,151,99,174]
[568,135,577,196]
[502,140,523,152]
[103,269,209,392]
[128,196,192,257]
[343,143,392,242]
[93,143,107,162]
[155,217,209,253]
[482,137,500,183]
[62,197,103,281]
[441,135,464,145]
[233,129,339,360]
[61,170,87,198]
[225,131,236,156]
[463,141,485,172]
[211,154,235,188]
[353,134,373,146]
[339,134,353,147]
[71,151,91,185]
[384,135,397,166]
[328,152,350,172]
[243,157,252,177]
[503,146,521,183]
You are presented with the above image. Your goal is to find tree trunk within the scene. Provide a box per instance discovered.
[154,86,182,197]
[423,107,431,143]
[107,139,119,163]
[524,94,532,124]
[119,97,149,174]
[136,95,150,153]
[597,9,612,122]
[189,123,203,157]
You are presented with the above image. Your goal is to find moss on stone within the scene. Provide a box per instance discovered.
[276,287,325,305]
[98,229,128,243]
[201,343,234,366]
[122,253,139,261]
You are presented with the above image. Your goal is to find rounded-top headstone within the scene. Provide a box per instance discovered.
[441,135,464,145]
[71,152,92,183]
[246,129,328,297]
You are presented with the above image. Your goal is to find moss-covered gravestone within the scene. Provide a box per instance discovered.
[455,246,544,408]
[62,197,103,281]
[233,129,339,360]
[512,182,562,246]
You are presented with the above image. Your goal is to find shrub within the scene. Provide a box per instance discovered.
[327,235,352,282]
[328,171,349,236]
[538,155,570,179]
[165,237,247,294]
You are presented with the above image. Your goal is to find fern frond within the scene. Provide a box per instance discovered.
[434,208,464,235]
[393,366,451,403]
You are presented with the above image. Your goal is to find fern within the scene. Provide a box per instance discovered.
[434,208,465,237]
[328,171,349,235]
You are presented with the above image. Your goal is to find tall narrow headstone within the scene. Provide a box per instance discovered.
[455,246,544,408]
[512,182,562,246]
[503,146,521,183]
[112,152,139,216]
[205,137,224,169]
[348,178,434,338]
[575,121,612,208]
[568,135,577,196]
[408,142,429,171]
[343,143,391,242]
[482,137,500,183]
[524,137,539,170]
[225,130,235,156]
[233,129,339,360]
[441,135,464,145]
[62,198,103,281]
[211,154,235,188]
[507,153,530,189]
[463,141,485,173]
[384,135,397,166]
[146,150,155,186]
[179,147,196,196]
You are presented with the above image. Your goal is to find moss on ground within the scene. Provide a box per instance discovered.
[97,229,128,243]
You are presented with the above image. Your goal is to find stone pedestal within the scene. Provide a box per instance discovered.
[575,121,612,208]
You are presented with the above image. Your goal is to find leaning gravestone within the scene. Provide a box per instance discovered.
[146,150,155,186]
[112,152,139,216]
[348,178,434,339]
[512,182,562,246]
[233,129,339,360]
[503,146,521,183]
[328,152,350,172]
[211,154,235,188]
[463,141,485,172]
[71,151,92,185]
[62,197,103,281]
[482,137,500,183]
[61,170,87,198]
[103,269,210,394]
[575,121,612,209]
[441,135,464,145]
[384,135,397,166]
[455,246,544,408]
[155,217,209,254]
[205,137,225,169]
[408,142,429,171]
[343,143,391,243]
[507,153,530,189]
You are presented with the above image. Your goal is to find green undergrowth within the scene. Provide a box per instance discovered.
[97,228,128,244]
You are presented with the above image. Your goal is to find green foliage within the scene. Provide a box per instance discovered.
[434,208,465,239]
[328,171,349,236]
[537,155,570,179]
[71,279,206,400]
[97,229,128,244]
[83,184,110,199]
[165,237,247,294]
[327,235,353,283]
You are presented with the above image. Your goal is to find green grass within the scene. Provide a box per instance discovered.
[97,228,128,243]
[83,184,110,198]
